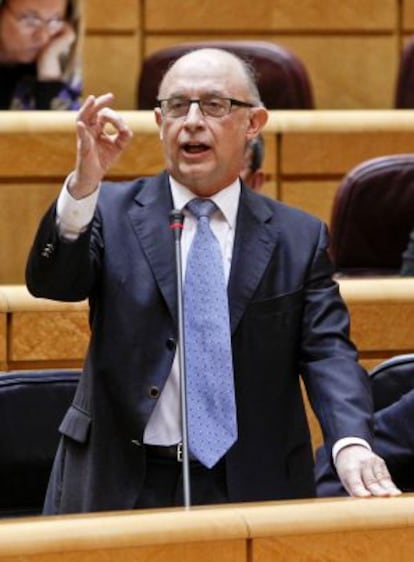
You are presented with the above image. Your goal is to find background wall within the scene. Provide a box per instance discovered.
[83,0,413,110]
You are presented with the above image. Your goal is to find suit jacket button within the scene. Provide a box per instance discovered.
[166,337,176,351]
[148,386,160,399]
[41,243,54,258]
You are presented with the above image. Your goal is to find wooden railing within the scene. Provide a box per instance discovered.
[0,495,414,561]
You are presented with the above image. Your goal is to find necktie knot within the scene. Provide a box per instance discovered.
[187,198,217,221]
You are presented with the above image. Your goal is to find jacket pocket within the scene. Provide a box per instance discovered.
[59,405,91,443]
[247,288,304,318]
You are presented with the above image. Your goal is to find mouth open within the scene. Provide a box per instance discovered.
[181,143,210,155]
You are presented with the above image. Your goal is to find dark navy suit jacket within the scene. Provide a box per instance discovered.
[26,171,373,513]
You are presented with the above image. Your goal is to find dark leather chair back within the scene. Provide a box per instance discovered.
[0,369,80,517]
[137,40,314,110]
[395,36,414,108]
[329,154,414,276]
[369,354,414,411]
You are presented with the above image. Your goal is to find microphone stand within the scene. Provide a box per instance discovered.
[169,210,192,509]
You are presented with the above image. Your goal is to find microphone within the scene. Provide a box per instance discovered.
[169,209,191,508]
[169,209,184,241]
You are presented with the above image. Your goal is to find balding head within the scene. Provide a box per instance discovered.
[158,48,262,106]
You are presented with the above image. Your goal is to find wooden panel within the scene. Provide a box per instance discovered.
[281,131,414,175]
[83,36,140,109]
[281,180,337,225]
[0,183,60,284]
[0,286,88,369]
[0,134,75,177]
[347,302,414,354]
[274,36,398,109]
[84,0,139,31]
[402,0,414,31]
[254,527,414,562]
[145,0,396,31]
[0,539,245,562]
[0,112,164,177]
[339,278,414,357]
[9,311,89,364]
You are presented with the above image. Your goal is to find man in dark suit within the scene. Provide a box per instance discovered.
[26,48,400,515]
[315,388,414,496]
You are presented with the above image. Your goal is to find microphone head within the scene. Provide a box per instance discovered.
[169,209,184,240]
[169,209,184,227]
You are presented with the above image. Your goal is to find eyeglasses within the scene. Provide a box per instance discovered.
[4,3,65,33]
[157,96,255,119]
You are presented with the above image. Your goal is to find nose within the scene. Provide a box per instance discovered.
[33,25,54,42]
[184,101,204,125]
[184,102,204,128]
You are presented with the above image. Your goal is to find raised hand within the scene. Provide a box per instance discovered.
[69,93,133,198]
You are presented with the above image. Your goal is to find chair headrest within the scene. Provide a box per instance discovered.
[137,40,314,110]
[369,354,414,411]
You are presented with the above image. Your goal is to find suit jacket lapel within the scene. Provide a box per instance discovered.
[127,172,178,323]
[228,186,279,334]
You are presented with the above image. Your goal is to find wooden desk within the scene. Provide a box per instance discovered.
[0,495,413,561]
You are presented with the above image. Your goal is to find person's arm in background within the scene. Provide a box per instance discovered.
[401,228,414,276]
[35,21,81,109]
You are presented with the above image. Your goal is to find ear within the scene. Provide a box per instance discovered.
[246,106,268,140]
[154,107,163,140]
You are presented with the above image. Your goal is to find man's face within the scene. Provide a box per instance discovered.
[155,50,267,197]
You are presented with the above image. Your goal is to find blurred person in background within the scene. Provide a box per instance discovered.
[240,133,265,191]
[0,0,82,109]
[401,228,414,276]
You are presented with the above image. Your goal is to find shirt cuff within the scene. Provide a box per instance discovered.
[332,437,371,466]
[56,172,100,239]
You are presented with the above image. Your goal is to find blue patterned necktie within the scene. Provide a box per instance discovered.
[184,198,237,468]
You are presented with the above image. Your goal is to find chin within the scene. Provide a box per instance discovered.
[16,49,39,64]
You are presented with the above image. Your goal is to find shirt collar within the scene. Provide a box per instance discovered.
[169,175,240,230]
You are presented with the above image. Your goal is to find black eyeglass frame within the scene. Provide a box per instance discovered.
[157,96,255,118]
